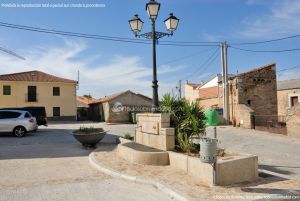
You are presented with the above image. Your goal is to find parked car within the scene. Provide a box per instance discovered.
[0,107,47,126]
[0,110,38,137]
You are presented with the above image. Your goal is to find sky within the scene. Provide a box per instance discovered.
[0,0,300,98]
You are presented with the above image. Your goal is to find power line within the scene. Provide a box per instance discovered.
[277,65,300,72]
[0,22,151,45]
[0,21,219,47]
[5,20,300,48]
[0,46,25,60]
[230,46,300,53]
[161,47,216,65]
[191,49,219,80]
[230,34,300,46]
[160,40,220,44]
[184,47,219,81]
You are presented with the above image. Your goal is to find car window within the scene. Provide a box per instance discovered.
[25,112,32,118]
[0,111,22,119]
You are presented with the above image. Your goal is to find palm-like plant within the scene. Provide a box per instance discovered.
[161,94,206,153]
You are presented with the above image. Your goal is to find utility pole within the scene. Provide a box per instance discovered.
[178,80,182,99]
[221,42,229,124]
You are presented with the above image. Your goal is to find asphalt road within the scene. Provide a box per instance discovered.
[206,126,300,181]
[0,122,172,201]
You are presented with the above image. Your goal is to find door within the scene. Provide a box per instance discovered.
[28,86,37,102]
[0,111,21,132]
[291,96,299,107]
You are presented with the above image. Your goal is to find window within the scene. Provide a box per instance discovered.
[53,107,60,117]
[0,111,21,119]
[53,87,60,96]
[3,85,11,95]
[247,100,251,105]
[28,86,37,102]
[24,112,32,118]
[291,96,299,107]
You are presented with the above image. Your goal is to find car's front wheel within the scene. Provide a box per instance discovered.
[13,126,27,137]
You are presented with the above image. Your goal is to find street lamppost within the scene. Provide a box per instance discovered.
[129,0,179,111]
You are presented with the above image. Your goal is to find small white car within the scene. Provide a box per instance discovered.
[0,110,38,137]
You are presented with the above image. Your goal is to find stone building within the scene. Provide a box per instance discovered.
[277,78,300,116]
[184,64,278,128]
[88,90,152,123]
[221,63,278,128]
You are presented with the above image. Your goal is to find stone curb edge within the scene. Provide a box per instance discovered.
[89,150,190,201]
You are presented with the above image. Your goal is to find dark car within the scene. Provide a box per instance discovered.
[0,107,47,126]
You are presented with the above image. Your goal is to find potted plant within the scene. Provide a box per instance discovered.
[72,126,107,148]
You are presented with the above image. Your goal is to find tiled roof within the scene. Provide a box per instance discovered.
[277,78,300,91]
[186,83,201,89]
[230,63,276,80]
[0,70,77,83]
[89,90,152,105]
[89,91,129,104]
[199,86,219,100]
[77,96,98,108]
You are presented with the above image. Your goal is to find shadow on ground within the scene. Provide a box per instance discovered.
[259,164,295,175]
[0,128,118,160]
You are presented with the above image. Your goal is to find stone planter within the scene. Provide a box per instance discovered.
[168,151,258,186]
[73,128,106,148]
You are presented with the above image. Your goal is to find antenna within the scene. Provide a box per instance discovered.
[77,70,80,90]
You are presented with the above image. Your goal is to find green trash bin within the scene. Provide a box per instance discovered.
[130,112,137,124]
[204,108,220,126]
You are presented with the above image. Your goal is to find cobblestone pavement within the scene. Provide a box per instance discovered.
[93,144,300,201]
[206,126,300,181]
[0,123,173,201]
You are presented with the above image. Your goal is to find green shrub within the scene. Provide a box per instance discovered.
[161,93,206,153]
[124,133,134,141]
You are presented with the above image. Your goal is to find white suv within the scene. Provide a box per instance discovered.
[0,110,38,137]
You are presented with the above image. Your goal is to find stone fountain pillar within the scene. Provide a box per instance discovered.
[135,113,175,151]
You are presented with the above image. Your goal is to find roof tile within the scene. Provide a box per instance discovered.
[0,70,77,83]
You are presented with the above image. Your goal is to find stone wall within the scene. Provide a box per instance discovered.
[236,104,254,128]
[277,89,300,116]
[219,64,278,128]
[104,92,152,123]
[286,105,300,138]
[135,113,175,151]
[236,64,278,116]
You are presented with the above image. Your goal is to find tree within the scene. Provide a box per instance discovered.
[83,94,92,99]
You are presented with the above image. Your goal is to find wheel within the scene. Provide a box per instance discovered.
[13,126,27,137]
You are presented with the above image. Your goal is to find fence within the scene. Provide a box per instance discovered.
[252,115,287,135]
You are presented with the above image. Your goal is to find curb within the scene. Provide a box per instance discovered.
[89,150,190,201]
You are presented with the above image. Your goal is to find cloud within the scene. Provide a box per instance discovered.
[0,40,179,98]
[240,0,300,38]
